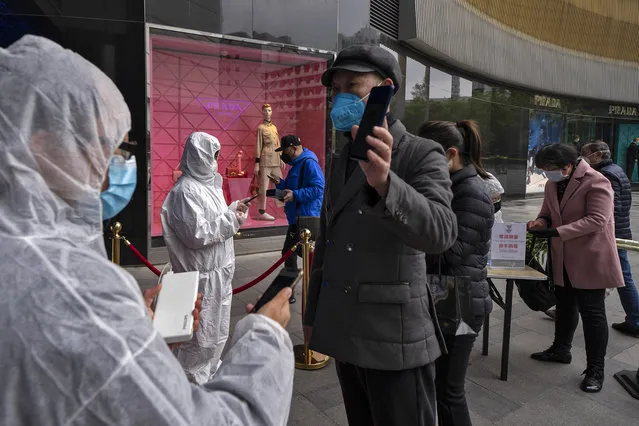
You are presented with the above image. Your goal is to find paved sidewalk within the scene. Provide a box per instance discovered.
[127,198,639,425]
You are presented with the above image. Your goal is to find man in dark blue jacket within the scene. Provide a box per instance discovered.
[272,135,325,278]
[583,141,639,337]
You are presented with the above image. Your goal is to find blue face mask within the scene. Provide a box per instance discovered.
[330,92,369,132]
[101,155,137,220]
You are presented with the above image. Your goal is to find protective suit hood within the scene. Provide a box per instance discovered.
[180,132,221,185]
[0,35,131,242]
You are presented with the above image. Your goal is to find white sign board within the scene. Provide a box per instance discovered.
[490,222,526,269]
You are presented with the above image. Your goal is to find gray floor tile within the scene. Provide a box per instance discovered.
[496,386,636,426]
[303,383,345,411]
[323,404,348,426]
[287,394,337,425]
[464,380,521,422]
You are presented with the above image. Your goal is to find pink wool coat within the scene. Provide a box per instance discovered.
[537,160,624,289]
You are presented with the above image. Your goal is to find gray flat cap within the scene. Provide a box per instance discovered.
[321,45,402,93]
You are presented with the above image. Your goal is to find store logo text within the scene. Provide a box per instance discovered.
[533,95,561,109]
[196,98,251,130]
[609,105,638,117]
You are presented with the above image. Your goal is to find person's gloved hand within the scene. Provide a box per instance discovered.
[236,200,249,213]
[235,209,247,226]
[528,228,559,238]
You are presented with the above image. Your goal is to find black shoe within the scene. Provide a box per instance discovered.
[531,345,572,364]
[289,296,296,304]
[544,308,556,320]
[612,322,639,338]
[580,366,604,393]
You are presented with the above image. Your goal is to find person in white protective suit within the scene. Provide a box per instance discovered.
[161,131,249,384]
[484,172,505,223]
[0,34,294,426]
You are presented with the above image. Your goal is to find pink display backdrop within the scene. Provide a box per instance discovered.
[150,34,328,236]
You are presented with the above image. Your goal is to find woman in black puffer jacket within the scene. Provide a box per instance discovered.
[419,120,494,426]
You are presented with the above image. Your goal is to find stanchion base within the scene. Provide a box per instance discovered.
[613,370,639,399]
[294,344,330,370]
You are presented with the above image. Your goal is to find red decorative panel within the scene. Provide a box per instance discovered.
[150,35,328,236]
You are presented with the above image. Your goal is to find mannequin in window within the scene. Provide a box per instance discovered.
[254,104,283,220]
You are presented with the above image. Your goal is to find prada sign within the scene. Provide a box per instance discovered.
[608,105,638,117]
[533,95,562,109]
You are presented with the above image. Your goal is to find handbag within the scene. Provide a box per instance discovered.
[427,257,476,336]
[515,235,556,311]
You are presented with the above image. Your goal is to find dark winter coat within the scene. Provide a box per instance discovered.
[428,165,494,333]
[594,159,632,240]
[304,119,458,371]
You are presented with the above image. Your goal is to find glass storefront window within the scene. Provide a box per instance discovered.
[525,110,564,194]
[149,29,332,236]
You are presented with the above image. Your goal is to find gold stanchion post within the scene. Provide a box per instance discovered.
[111,222,122,265]
[294,228,330,370]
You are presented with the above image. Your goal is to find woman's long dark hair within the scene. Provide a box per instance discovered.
[417,120,489,179]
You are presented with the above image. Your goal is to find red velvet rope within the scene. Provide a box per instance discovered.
[124,239,162,276]
[232,247,297,294]
[123,237,297,295]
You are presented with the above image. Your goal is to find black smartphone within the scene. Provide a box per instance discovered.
[250,270,301,313]
[266,189,286,200]
[349,85,394,161]
[245,194,259,203]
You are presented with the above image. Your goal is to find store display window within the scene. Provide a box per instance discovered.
[149,30,332,236]
[525,111,564,194]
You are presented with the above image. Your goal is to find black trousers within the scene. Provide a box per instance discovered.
[554,269,608,370]
[435,334,476,426]
[281,224,299,271]
[335,361,436,426]
[626,160,635,181]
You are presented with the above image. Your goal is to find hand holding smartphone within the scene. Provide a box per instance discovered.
[250,271,301,313]
[267,174,281,184]
[349,85,394,161]
[244,194,259,204]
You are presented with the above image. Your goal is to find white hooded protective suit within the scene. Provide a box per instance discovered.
[0,35,293,425]
[161,132,243,384]
[484,172,505,223]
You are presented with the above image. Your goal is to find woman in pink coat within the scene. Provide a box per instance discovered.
[527,144,623,393]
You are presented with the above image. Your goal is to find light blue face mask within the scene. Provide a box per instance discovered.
[330,92,370,132]
[101,155,137,220]
[545,169,569,182]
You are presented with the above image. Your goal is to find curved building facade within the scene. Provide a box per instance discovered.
[400,0,639,103]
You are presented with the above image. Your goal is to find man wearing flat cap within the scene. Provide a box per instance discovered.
[304,45,458,425]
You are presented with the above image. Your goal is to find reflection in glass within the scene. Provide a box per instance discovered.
[146,0,222,34]
[252,0,338,50]
[3,0,144,21]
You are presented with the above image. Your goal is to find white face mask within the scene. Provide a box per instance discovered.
[546,169,570,182]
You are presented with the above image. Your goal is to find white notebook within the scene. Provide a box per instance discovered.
[153,271,200,344]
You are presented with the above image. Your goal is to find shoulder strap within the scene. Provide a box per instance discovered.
[297,158,310,190]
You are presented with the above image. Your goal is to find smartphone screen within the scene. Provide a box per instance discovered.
[349,85,394,161]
